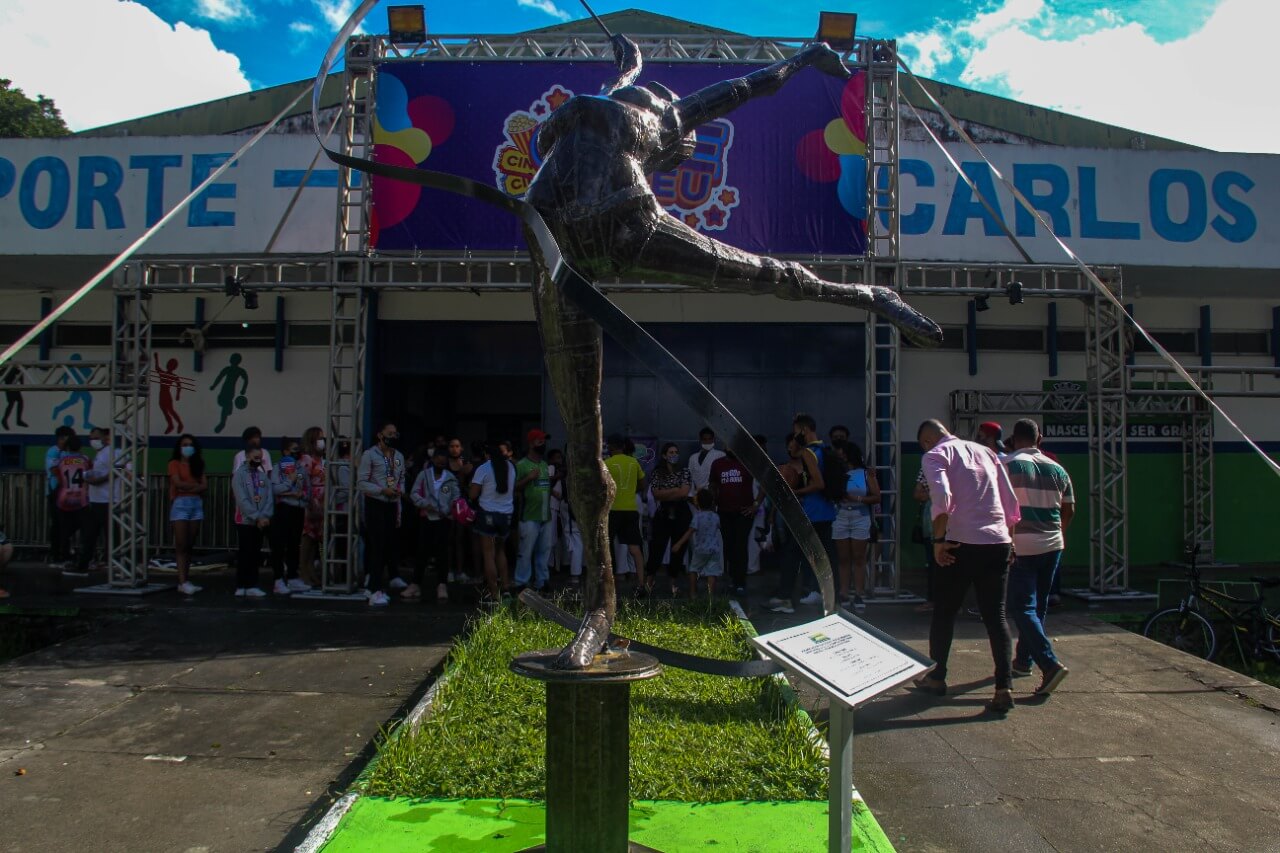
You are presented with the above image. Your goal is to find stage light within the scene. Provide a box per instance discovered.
[242,290,259,311]
[974,296,990,312]
[223,275,244,297]
[1007,281,1024,305]
[387,5,426,43]
[816,12,858,51]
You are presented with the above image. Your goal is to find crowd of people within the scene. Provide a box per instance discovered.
[18,409,1076,710]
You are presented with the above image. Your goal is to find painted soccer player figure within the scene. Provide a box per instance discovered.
[523,34,943,669]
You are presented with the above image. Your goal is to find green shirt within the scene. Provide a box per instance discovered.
[516,457,551,522]
[605,453,644,512]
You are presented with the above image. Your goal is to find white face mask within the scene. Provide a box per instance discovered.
[665,453,679,463]
[90,439,104,450]
[316,439,326,451]
[700,442,714,451]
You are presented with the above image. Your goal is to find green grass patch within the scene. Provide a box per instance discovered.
[360,599,827,802]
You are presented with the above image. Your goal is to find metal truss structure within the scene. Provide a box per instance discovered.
[9,31,1274,598]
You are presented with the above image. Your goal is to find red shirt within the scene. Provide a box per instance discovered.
[709,456,754,513]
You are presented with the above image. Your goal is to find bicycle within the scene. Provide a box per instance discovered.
[1141,546,1280,664]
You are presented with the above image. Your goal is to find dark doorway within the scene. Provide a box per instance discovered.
[379,373,542,454]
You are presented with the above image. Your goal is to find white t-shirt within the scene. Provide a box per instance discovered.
[687,446,725,491]
[471,459,517,514]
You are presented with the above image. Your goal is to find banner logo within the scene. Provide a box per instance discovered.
[493,86,740,232]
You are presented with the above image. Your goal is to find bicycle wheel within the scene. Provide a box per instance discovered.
[1265,620,1280,665]
[1143,607,1217,661]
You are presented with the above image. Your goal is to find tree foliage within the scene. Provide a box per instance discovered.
[0,79,70,138]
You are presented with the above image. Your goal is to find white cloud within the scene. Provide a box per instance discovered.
[315,0,362,32]
[195,0,255,24]
[905,0,1280,153]
[517,0,572,22]
[289,19,316,34]
[0,0,250,131]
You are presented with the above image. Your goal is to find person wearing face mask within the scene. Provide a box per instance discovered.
[231,446,274,598]
[297,426,326,589]
[445,437,475,583]
[270,436,308,595]
[686,426,725,493]
[514,429,554,593]
[647,441,692,596]
[408,446,459,602]
[168,434,208,595]
[358,421,406,607]
[233,426,273,473]
[73,427,123,577]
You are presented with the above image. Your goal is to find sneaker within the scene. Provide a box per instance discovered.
[388,576,409,591]
[733,586,747,598]
[798,591,823,606]
[1011,662,1034,678]
[234,587,247,598]
[369,590,390,607]
[447,572,457,583]
[272,579,291,596]
[287,578,312,592]
[436,583,449,602]
[851,594,866,614]
[242,587,267,599]
[1034,664,1069,696]
[766,599,796,614]
[177,582,201,596]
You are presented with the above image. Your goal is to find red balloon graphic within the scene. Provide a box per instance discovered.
[796,129,840,182]
[408,95,456,147]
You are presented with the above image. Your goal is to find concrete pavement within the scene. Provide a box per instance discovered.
[0,565,467,853]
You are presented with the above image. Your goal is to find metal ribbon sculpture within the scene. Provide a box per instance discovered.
[313,1,942,675]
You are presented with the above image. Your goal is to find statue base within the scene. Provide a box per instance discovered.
[511,649,663,853]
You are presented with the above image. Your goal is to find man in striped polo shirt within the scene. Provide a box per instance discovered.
[1003,418,1075,696]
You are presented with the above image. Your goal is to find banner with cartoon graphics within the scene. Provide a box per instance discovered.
[369,60,870,256]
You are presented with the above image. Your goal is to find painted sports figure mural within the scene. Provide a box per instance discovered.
[524,34,944,668]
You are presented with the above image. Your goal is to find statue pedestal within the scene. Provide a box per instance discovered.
[511,649,663,853]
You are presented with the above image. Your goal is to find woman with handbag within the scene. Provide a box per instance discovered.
[407,446,460,602]
[646,442,693,597]
[832,440,879,613]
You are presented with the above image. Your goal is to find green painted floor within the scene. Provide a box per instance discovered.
[319,797,895,852]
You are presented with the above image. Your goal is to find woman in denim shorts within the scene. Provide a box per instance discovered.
[168,435,208,596]
[831,440,879,613]
[468,440,517,601]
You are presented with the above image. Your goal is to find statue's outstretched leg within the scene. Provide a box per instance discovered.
[625,207,943,348]
[526,232,618,669]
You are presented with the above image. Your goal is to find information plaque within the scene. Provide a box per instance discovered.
[750,612,933,708]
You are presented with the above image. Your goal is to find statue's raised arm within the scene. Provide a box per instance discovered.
[674,42,849,130]
[600,34,643,95]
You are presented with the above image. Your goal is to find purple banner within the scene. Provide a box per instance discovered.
[370,60,869,256]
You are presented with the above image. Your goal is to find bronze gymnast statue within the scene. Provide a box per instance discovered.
[522,34,944,668]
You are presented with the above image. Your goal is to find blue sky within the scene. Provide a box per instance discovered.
[1,0,1275,151]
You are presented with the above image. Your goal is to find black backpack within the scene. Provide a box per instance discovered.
[814,444,847,503]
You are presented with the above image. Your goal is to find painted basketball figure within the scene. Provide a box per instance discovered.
[523,35,944,668]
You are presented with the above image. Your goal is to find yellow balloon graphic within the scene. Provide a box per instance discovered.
[824,117,866,157]
[373,117,433,163]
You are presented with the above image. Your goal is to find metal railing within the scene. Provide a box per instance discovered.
[0,472,235,554]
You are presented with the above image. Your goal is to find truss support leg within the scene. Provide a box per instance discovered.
[301,284,369,602]
[82,266,169,596]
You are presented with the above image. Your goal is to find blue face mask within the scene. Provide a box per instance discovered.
[181,445,195,458]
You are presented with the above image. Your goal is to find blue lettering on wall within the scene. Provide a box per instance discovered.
[1210,171,1256,243]
[0,157,14,200]
[897,158,935,235]
[75,156,125,230]
[188,153,237,227]
[18,156,70,230]
[1012,163,1071,237]
[1149,168,1206,243]
[1078,166,1139,240]
[943,162,1006,236]
[129,154,183,227]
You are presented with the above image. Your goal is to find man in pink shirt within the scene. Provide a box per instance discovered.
[913,419,1022,714]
